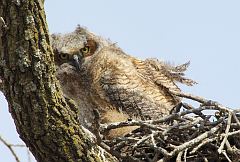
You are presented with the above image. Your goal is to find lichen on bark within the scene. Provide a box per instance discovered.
[0,0,117,161]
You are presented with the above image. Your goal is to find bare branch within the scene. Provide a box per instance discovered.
[0,135,21,162]
[218,112,232,154]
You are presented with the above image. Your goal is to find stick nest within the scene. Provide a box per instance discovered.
[100,91,240,162]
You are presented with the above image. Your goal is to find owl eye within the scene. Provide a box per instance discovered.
[80,46,90,54]
[59,53,68,60]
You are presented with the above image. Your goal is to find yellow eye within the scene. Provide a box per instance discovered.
[80,46,90,54]
[59,53,68,60]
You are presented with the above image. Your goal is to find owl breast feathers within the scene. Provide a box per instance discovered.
[52,26,196,138]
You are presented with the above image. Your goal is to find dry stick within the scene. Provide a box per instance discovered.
[190,137,218,154]
[9,144,25,147]
[171,91,233,112]
[152,152,161,162]
[176,151,183,162]
[223,130,240,137]
[102,103,219,136]
[171,91,211,103]
[94,109,143,162]
[203,157,208,162]
[222,151,232,162]
[162,117,199,136]
[182,103,205,119]
[152,152,160,162]
[225,140,234,154]
[96,113,142,162]
[232,112,240,127]
[169,124,221,157]
[133,134,153,147]
[112,140,129,151]
[151,107,206,125]
[92,109,125,160]
[151,133,156,147]
[184,148,188,162]
[133,132,170,157]
[218,112,232,154]
[231,123,240,128]
[178,117,202,130]
[101,119,164,132]
[152,145,172,157]
[101,106,206,133]
[157,158,164,162]
[0,135,20,162]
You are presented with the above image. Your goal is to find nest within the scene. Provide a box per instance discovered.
[99,91,240,162]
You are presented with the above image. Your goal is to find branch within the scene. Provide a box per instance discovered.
[0,135,21,162]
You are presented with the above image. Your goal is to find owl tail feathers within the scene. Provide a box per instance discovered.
[146,58,198,86]
[173,75,197,86]
[170,62,197,86]
[172,61,190,72]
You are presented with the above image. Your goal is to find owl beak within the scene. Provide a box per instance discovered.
[72,54,81,71]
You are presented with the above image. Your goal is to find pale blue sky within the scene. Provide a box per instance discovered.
[1,1,240,161]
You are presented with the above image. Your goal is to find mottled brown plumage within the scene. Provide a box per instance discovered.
[52,26,196,138]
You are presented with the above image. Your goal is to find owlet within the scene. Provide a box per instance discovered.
[51,26,196,138]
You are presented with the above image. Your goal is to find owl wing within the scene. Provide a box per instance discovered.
[99,57,179,120]
[132,58,181,94]
[132,58,197,98]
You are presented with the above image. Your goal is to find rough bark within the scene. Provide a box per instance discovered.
[0,0,117,162]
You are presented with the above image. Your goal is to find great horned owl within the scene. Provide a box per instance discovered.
[52,26,196,138]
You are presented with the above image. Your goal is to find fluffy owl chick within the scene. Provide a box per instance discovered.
[52,26,196,139]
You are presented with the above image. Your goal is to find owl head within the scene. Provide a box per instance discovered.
[51,25,110,71]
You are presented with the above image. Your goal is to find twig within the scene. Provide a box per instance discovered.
[101,119,164,132]
[0,135,21,162]
[9,144,26,147]
[225,139,233,154]
[171,91,233,112]
[203,157,208,162]
[170,124,221,156]
[190,137,217,154]
[162,117,200,136]
[222,150,232,162]
[182,103,205,119]
[151,107,206,124]
[232,112,240,127]
[134,131,160,148]
[151,133,156,147]
[218,112,232,154]
[92,109,130,161]
[184,148,188,162]
[152,145,171,157]
[176,151,183,162]
[223,130,240,137]
[101,106,209,133]
[152,151,160,162]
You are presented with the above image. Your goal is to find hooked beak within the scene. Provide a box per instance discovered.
[72,54,81,71]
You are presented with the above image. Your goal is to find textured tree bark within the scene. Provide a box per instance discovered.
[0,0,117,162]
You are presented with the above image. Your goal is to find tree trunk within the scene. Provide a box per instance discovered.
[0,0,117,161]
